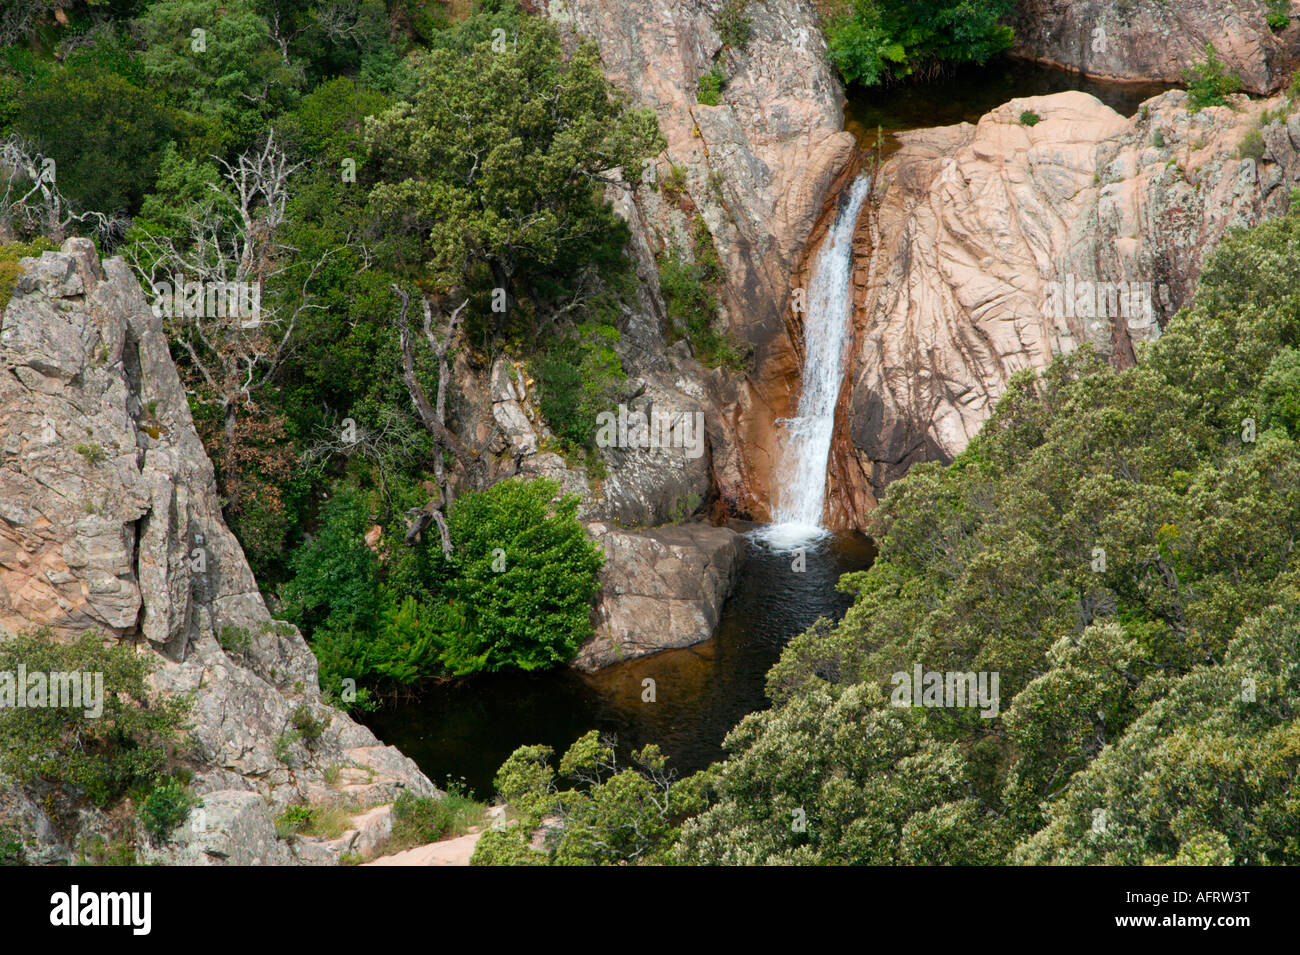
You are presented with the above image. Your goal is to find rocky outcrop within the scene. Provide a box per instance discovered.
[561,0,855,518]
[0,240,437,864]
[840,89,1300,506]
[1012,0,1300,93]
[574,521,743,670]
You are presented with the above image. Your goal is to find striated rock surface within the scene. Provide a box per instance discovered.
[1012,0,1300,93]
[0,240,437,864]
[840,89,1300,507]
[574,521,743,670]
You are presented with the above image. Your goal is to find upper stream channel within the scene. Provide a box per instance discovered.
[360,59,1173,798]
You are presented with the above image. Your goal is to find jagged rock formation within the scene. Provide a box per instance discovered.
[1013,0,1300,93]
[836,89,1300,508]
[0,240,436,864]
[574,521,743,670]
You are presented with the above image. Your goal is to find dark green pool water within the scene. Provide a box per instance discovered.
[360,530,875,798]
[845,57,1176,149]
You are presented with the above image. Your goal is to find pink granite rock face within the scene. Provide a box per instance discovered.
[844,89,1300,502]
[1013,0,1300,93]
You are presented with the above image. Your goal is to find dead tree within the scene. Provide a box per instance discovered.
[391,284,496,555]
[0,135,127,245]
[127,133,332,498]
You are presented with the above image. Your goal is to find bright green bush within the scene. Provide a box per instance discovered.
[1184,43,1241,111]
[696,67,726,106]
[138,776,202,845]
[474,730,711,865]
[281,476,603,700]
[444,477,604,673]
[825,0,1016,88]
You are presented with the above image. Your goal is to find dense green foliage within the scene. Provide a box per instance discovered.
[2,4,658,537]
[823,0,1016,88]
[0,632,190,809]
[279,477,602,705]
[680,209,1300,865]
[364,10,661,346]
[470,731,712,865]
[1,1,667,708]
[138,775,203,844]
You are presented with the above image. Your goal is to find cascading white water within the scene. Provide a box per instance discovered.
[758,174,870,550]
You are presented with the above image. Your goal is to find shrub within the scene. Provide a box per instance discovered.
[74,443,107,465]
[0,238,56,310]
[1019,110,1041,127]
[0,631,189,808]
[0,826,26,866]
[217,624,252,661]
[444,477,604,672]
[530,326,625,456]
[658,249,748,370]
[825,0,1015,88]
[283,474,604,697]
[713,0,753,50]
[289,705,327,746]
[1237,127,1267,161]
[1268,0,1290,32]
[138,776,201,844]
[470,827,544,865]
[275,805,315,840]
[660,162,688,202]
[76,833,137,866]
[1184,43,1241,111]
[696,67,726,106]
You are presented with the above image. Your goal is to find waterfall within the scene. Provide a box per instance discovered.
[759,174,870,550]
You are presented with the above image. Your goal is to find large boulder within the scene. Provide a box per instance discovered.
[575,521,743,670]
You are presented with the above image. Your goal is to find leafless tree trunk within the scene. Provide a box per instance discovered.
[0,135,127,246]
[391,285,494,554]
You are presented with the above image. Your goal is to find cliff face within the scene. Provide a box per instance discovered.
[1013,0,1300,93]
[840,89,1300,506]
[561,0,855,519]
[0,241,436,864]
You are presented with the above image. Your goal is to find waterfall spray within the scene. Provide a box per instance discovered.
[758,174,870,550]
